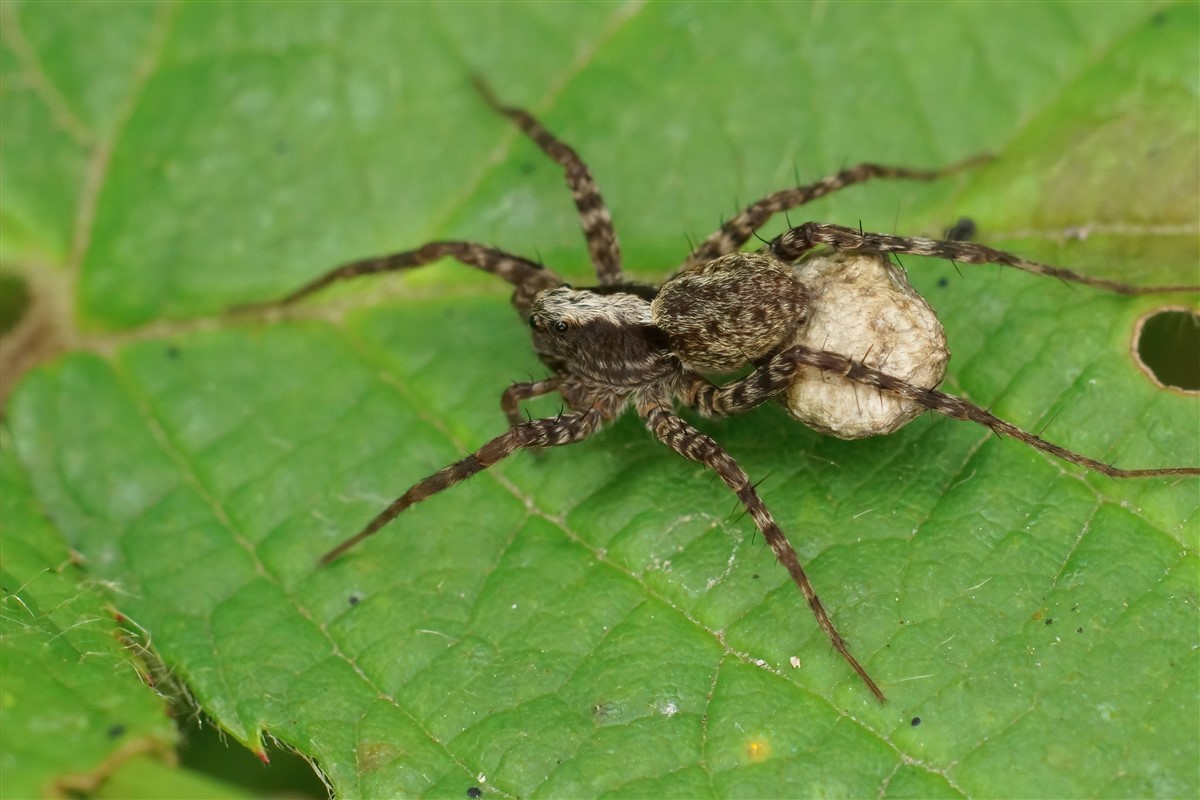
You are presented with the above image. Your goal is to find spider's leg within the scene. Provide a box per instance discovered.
[320,408,604,565]
[679,364,793,418]
[251,242,562,315]
[760,344,1199,477]
[639,402,886,703]
[501,376,563,428]
[474,78,623,285]
[771,223,1200,294]
[679,156,989,271]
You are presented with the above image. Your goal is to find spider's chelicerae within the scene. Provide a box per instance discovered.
[264,83,1199,703]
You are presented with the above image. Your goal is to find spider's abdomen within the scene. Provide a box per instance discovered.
[652,252,809,373]
[783,251,948,438]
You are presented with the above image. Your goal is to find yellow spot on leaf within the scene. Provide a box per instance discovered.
[746,737,771,762]
[356,742,405,773]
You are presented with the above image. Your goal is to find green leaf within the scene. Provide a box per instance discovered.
[0,439,177,798]
[4,2,1197,798]
[92,753,254,800]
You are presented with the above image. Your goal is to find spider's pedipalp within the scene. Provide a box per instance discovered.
[679,155,990,271]
[474,78,623,286]
[770,222,1200,295]
[640,403,887,703]
[319,408,606,566]
[501,376,563,428]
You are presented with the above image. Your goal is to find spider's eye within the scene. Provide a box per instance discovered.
[553,320,569,334]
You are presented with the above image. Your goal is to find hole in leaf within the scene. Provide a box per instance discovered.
[1133,308,1200,392]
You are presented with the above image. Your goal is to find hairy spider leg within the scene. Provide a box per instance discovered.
[264,241,561,315]
[679,155,991,271]
[679,368,792,418]
[640,403,887,703]
[679,351,1200,478]
[318,409,605,566]
[474,77,624,286]
[770,222,1200,295]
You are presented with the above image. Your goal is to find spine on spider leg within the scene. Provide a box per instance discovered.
[275,244,466,305]
[681,365,793,418]
[781,345,1200,478]
[769,223,1200,294]
[731,478,887,704]
[471,76,624,284]
[319,410,603,565]
[236,242,559,312]
[921,392,1200,478]
[642,406,887,703]
[680,155,993,269]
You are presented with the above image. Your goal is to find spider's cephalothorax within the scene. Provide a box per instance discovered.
[261,82,1200,703]
[528,286,673,391]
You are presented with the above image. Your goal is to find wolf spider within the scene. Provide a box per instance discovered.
[260,82,1199,703]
